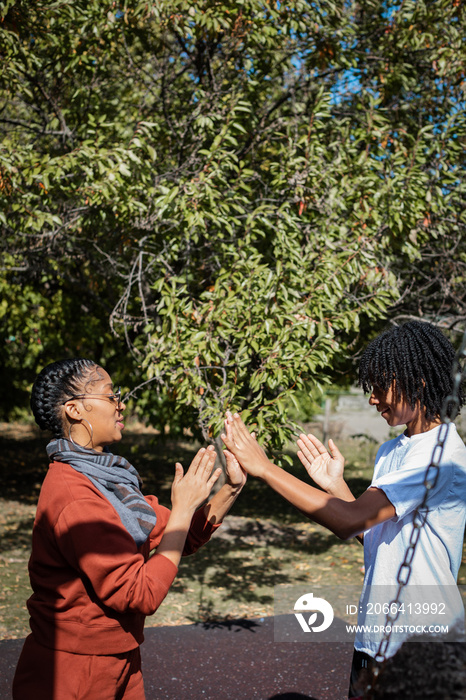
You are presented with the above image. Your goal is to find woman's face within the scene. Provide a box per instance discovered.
[65,368,126,451]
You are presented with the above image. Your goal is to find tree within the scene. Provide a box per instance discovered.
[338,0,466,330]
[1,1,465,451]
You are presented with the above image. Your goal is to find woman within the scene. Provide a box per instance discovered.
[13,358,245,699]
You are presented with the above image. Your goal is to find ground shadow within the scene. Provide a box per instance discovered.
[0,516,35,554]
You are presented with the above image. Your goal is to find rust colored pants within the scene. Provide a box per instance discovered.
[12,635,145,700]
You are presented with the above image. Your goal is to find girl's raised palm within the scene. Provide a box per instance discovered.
[221,412,270,478]
[297,434,345,493]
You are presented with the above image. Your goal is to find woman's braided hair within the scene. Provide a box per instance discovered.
[358,321,464,421]
[31,358,98,437]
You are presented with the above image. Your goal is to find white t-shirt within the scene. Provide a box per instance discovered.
[355,423,466,658]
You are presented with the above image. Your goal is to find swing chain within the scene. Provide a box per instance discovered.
[374,327,466,663]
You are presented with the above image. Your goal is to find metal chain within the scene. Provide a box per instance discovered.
[374,327,466,663]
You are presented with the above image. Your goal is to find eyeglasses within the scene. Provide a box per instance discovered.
[62,387,122,406]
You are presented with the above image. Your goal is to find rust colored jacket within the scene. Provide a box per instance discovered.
[27,461,219,654]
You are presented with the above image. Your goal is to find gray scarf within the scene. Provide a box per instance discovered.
[47,438,157,547]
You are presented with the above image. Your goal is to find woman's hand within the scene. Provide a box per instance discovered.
[223,449,247,490]
[296,434,345,494]
[201,448,247,525]
[221,412,271,478]
[171,446,221,513]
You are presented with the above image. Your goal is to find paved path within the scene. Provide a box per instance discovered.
[0,616,353,699]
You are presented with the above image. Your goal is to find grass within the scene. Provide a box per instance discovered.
[0,422,465,639]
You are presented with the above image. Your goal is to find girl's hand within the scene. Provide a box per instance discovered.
[296,434,345,494]
[171,446,221,513]
[223,449,247,490]
[221,412,271,478]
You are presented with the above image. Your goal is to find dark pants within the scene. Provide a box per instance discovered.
[348,648,381,698]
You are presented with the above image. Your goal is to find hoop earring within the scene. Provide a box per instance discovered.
[68,419,93,448]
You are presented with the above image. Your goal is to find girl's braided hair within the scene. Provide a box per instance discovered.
[358,321,464,421]
[31,358,98,437]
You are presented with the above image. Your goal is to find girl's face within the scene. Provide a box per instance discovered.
[368,382,438,437]
[65,368,126,451]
